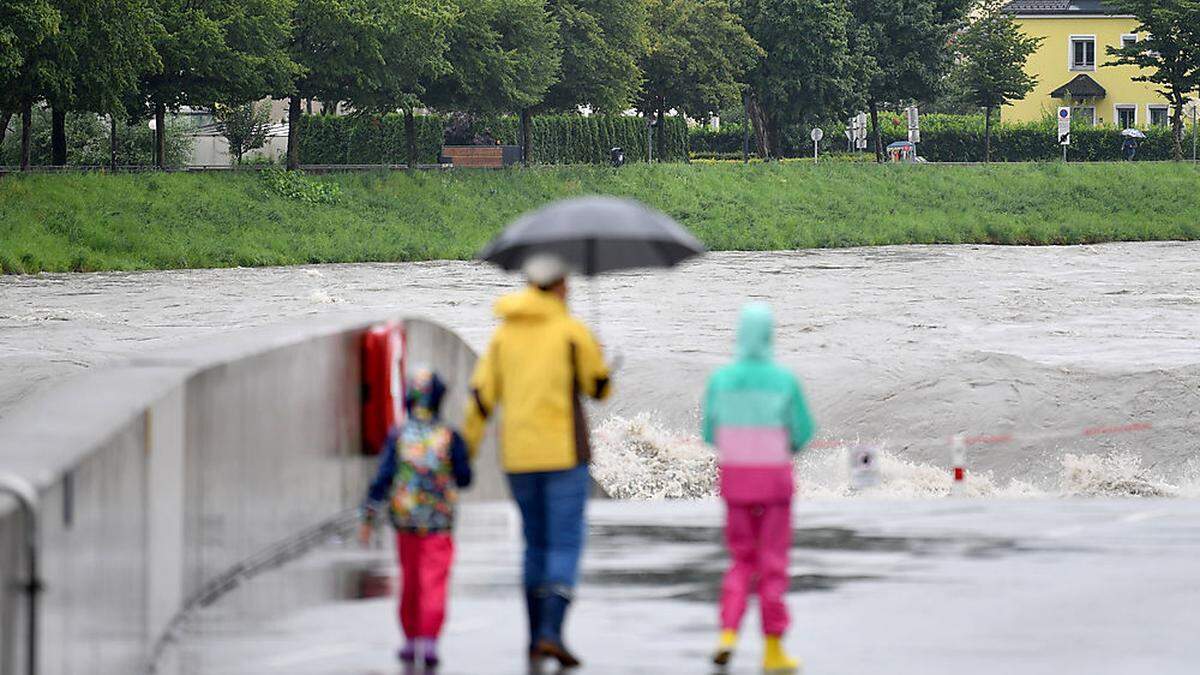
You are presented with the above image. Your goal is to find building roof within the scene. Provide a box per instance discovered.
[1005,1,1117,16]
[1049,74,1107,99]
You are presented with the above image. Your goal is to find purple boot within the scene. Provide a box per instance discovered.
[418,637,440,670]
[398,641,416,665]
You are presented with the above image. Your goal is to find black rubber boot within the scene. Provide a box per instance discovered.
[525,587,542,656]
[534,589,581,668]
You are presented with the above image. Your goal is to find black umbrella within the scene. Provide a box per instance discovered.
[478,196,705,276]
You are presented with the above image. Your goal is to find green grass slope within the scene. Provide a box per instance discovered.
[2,162,1199,273]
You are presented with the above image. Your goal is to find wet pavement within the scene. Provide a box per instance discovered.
[156,498,1200,675]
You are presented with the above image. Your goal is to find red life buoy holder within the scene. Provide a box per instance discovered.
[361,322,406,454]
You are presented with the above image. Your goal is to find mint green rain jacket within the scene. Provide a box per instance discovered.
[702,303,815,504]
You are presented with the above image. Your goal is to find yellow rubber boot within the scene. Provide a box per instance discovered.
[712,629,737,667]
[762,635,800,674]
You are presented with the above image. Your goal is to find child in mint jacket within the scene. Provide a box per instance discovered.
[702,303,815,673]
[360,368,472,670]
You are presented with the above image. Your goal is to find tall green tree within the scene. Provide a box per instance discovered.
[637,0,762,159]
[543,0,647,113]
[849,0,970,161]
[140,0,296,167]
[286,0,455,169]
[414,0,559,168]
[736,0,856,158]
[1105,0,1200,161]
[37,0,160,166]
[0,0,60,168]
[953,0,1042,162]
[512,0,646,164]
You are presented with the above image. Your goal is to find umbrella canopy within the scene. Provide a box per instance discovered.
[478,196,706,276]
[1121,128,1147,138]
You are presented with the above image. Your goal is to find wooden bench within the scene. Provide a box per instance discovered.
[440,145,522,168]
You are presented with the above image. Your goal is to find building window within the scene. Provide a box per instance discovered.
[1149,105,1170,127]
[1072,106,1096,126]
[1070,36,1096,70]
[1121,34,1138,49]
[1116,106,1136,129]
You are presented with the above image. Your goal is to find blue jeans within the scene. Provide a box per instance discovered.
[507,465,589,593]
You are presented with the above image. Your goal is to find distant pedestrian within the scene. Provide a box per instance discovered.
[464,253,612,670]
[360,368,473,671]
[703,303,815,674]
[1122,136,1138,161]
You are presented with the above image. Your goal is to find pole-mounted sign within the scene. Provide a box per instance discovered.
[810,127,824,161]
[1058,106,1071,162]
[856,112,869,150]
[1058,106,1071,146]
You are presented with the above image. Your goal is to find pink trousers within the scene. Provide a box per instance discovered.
[719,502,792,636]
[397,532,454,639]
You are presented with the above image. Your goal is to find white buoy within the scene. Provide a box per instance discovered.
[849,445,881,491]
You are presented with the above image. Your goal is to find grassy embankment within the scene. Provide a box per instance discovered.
[2,162,1199,273]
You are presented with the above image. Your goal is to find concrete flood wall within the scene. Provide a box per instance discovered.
[0,316,497,675]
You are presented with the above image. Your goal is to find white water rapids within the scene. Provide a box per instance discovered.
[2,243,1198,498]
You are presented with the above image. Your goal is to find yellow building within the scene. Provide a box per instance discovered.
[1002,0,1183,128]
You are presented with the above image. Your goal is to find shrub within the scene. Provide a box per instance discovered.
[259,167,341,204]
[297,113,688,165]
[690,112,1191,161]
[0,108,194,167]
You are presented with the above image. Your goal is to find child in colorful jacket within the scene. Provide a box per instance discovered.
[360,368,472,670]
[702,303,815,674]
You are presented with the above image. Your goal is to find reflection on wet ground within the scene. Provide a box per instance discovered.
[159,499,1200,675]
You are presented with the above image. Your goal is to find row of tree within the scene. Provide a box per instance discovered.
[3,0,1197,169]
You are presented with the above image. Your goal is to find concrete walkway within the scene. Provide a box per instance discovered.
[158,498,1200,675]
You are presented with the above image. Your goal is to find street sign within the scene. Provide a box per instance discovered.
[1058,106,1071,146]
[906,106,920,144]
[810,127,824,142]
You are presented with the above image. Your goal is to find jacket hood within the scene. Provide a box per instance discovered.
[736,302,774,361]
[495,286,567,321]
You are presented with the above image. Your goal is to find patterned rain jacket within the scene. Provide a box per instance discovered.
[364,371,471,533]
[702,303,815,504]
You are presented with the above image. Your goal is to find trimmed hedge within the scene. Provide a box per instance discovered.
[297,113,688,165]
[296,114,445,165]
[690,112,1197,161]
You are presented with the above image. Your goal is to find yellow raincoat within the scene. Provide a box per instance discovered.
[464,287,611,473]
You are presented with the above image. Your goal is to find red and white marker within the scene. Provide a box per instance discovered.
[951,434,967,493]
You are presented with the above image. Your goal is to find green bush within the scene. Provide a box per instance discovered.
[690,112,1195,161]
[296,114,445,165]
[259,167,341,204]
[1,108,195,167]
[298,113,688,165]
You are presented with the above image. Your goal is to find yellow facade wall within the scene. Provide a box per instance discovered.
[1003,16,1170,126]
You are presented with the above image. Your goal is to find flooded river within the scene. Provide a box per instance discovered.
[2,243,1198,496]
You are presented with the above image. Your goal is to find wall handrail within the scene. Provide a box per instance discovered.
[0,473,41,675]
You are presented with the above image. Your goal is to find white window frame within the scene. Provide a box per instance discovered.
[1120,33,1138,49]
[1147,104,1170,127]
[1114,104,1137,129]
[1072,106,1097,126]
[1069,35,1097,71]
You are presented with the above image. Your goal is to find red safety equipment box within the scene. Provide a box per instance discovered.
[361,322,405,455]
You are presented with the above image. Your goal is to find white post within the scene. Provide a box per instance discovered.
[950,434,967,494]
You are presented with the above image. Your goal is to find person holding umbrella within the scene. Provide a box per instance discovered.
[463,253,610,669]
[1121,128,1145,161]
[467,196,704,669]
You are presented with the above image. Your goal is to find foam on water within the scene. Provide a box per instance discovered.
[592,414,1191,500]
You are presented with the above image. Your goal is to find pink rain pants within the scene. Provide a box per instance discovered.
[397,532,454,638]
[719,502,791,636]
